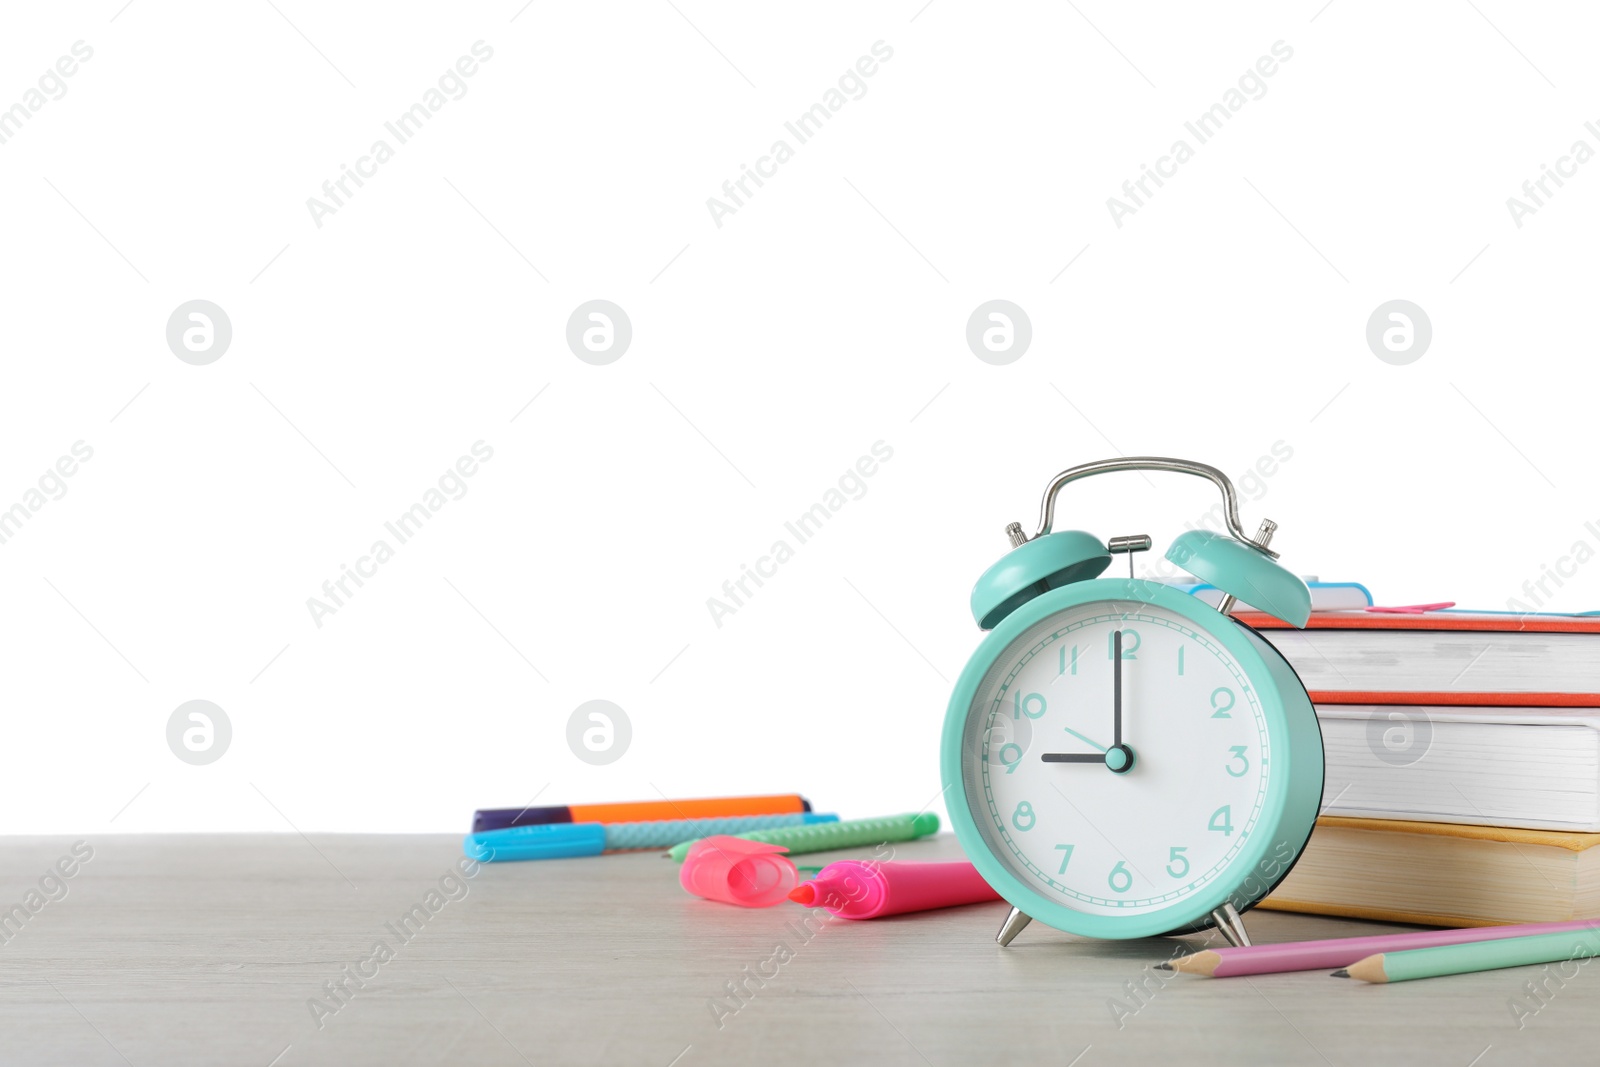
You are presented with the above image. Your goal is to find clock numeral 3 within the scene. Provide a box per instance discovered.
[1208,804,1234,837]
[1226,745,1250,777]
[1210,686,1235,719]
[1166,846,1190,878]
[1108,860,1133,893]
[1053,843,1074,874]
[1012,801,1036,832]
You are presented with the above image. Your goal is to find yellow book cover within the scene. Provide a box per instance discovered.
[1259,817,1600,926]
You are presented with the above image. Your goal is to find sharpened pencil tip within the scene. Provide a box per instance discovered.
[1153,962,1173,972]
[1330,969,1350,978]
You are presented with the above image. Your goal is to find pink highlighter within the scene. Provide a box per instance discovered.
[787,860,1001,919]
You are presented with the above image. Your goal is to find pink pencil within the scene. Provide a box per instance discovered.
[1158,920,1600,977]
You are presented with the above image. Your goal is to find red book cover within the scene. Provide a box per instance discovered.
[1234,610,1600,706]
[1236,609,1600,635]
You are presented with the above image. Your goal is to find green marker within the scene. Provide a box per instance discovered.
[667,812,940,863]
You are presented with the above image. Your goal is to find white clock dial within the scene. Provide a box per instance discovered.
[961,598,1271,915]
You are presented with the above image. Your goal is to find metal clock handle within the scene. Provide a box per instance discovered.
[1026,456,1279,560]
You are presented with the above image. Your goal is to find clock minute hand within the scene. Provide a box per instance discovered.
[1113,629,1123,747]
[1104,629,1135,774]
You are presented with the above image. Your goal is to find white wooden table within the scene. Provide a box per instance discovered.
[0,834,1589,1066]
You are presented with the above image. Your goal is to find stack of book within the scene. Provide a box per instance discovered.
[1238,606,1600,927]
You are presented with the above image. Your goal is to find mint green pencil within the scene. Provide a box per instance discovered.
[666,813,939,863]
[1336,925,1600,983]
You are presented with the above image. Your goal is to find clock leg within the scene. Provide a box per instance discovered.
[1210,902,1252,948]
[996,906,1032,947]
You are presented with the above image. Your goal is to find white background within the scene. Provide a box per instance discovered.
[2,1,1595,834]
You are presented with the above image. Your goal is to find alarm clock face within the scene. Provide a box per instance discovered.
[947,581,1317,936]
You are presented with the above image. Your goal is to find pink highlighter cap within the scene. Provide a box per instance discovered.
[679,835,798,907]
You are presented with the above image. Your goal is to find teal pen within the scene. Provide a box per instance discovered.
[667,812,941,862]
[465,812,839,862]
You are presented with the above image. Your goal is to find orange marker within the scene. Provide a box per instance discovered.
[472,794,809,833]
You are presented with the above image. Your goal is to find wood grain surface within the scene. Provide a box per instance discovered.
[0,834,1589,1066]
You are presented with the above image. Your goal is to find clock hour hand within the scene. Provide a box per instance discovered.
[1041,725,1109,762]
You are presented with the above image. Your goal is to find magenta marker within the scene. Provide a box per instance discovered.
[786,860,1001,919]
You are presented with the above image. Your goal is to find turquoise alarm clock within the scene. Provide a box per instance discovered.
[940,457,1323,948]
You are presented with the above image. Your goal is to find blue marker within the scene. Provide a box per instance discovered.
[465,811,839,862]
